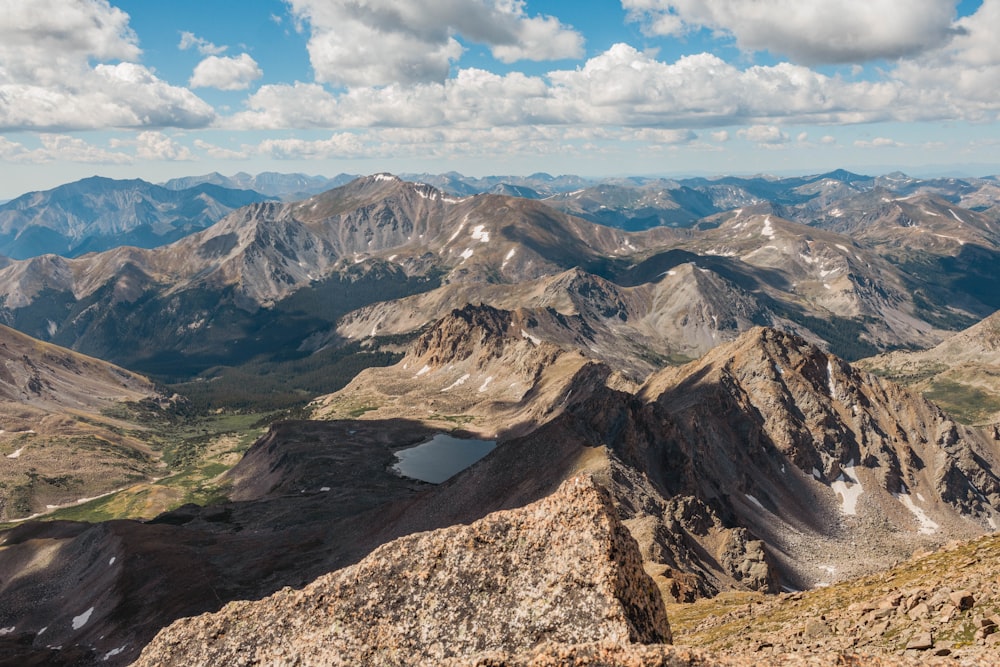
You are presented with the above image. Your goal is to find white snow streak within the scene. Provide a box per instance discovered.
[414,364,431,378]
[0,627,14,636]
[108,557,116,566]
[948,209,965,224]
[521,329,541,346]
[447,223,466,244]
[459,247,474,261]
[826,360,838,400]
[895,492,939,535]
[478,376,493,393]
[441,373,471,392]
[102,646,126,661]
[745,494,765,511]
[501,247,516,269]
[6,447,24,459]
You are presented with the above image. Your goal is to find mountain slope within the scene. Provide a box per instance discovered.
[0,324,172,520]
[858,309,1000,424]
[0,176,274,259]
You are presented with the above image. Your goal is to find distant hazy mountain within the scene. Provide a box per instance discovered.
[161,171,358,200]
[0,176,274,259]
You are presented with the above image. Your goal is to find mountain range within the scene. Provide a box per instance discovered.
[0,176,274,259]
[0,169,999,665]
[0,171,995,387]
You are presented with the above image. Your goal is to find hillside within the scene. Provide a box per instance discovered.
[0,324,172,520]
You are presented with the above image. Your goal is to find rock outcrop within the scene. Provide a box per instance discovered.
[132,476,671,666]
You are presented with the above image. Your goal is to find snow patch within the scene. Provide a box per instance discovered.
[521,329,541,346]
[895,492,939,535]
[372,173,397,182]
[470,224,490,243]
[459,247,474,261]
[102,646,126,661]
[0,627,14,636]
[948,208,965,224]
[478,376,493,393]
[108,557,115,566]
[47,320,58,337]
[72,607,94,630]
[834,244,850,253]
[745,494,765,511]
[760,216,775,239]
[830,459,863,515]
[441,373,470,392]
[414,364,431,378]
[6,447,24,459]
[320,486,331,492]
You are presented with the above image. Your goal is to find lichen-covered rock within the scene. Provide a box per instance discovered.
[131,476,670,667]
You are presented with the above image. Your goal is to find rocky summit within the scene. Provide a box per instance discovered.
[132,476,670,666]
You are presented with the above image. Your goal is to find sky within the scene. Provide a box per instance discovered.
[0,0,998,199]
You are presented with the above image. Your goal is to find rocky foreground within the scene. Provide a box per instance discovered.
[132,476,671,666]
[131,475,998,667]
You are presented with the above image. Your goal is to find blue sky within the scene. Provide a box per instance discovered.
[0,0,998,198]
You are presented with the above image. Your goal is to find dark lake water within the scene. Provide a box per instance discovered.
[391,434,497,484]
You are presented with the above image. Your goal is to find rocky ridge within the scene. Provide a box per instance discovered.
[314,308,1000,597]
[132,476,671,666]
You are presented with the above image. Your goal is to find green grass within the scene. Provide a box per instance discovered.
[924,379,1000,425]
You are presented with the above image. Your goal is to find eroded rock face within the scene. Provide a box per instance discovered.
[132,476,670,667]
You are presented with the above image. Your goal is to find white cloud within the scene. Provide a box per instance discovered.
[0,134,131,164]
[190,54,263,90]
[796,131,809,143]
[286,0,583,87]
[737,125,788,145]
[710,130,729,142]
[0,0,139,86]
[131,131,195,160]
[178,31,227,56]
[622,0,960,64]
[0,1,215,131]
[891,0,1000,118]
[854,137,903,148]
[821,135,837,145]
[630,128,697,144]
[193,139,251,160]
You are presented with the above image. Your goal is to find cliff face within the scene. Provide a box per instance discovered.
[132,476,671,667]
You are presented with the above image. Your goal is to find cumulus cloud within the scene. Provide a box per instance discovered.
[891,0,1000,117]
[178,31,227,56]
[0,0,214,131]
[737,125,789,145]
[190,54,263,90]
[622,0,960,64]
[286,0,584,87]
[118,131,196,160]
[0,134,131,164]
